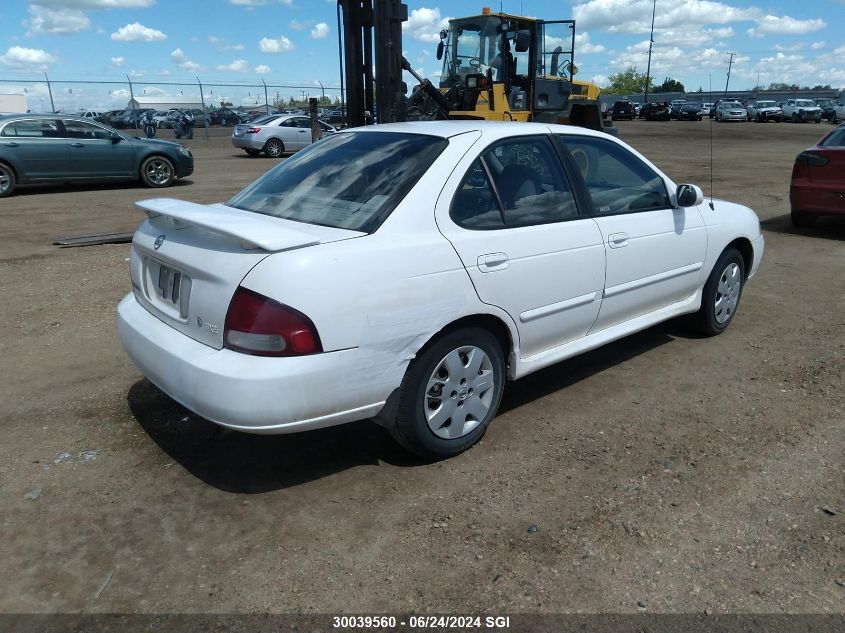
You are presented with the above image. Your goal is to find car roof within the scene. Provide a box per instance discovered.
[344,120,609,141]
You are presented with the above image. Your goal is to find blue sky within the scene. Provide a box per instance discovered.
[0,0,842,111]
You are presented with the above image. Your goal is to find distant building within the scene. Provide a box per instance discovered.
[0,93,27,114]
[127,96,204,111]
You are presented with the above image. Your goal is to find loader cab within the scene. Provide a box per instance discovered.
[437,12,582,116]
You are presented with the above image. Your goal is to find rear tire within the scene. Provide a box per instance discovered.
[391,327,506,460]
[691,248,745,336]
[263,138,284,158]
[791,209,814,227]
[0,162,16,198]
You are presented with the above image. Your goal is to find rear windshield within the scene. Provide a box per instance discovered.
[227,131,448,232]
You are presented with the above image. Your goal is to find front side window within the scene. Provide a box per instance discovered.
[227,131,447,233]
[63,119,112,140]
[558,135,670,215]
[451,136,579,229]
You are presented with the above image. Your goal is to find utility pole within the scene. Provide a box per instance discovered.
[643,0,656,106]
[724,51,736,96]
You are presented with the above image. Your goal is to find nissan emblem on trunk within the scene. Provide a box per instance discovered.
[154,234,165,250]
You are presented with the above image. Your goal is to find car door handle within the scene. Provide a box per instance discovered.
[608,232,629,248]
[2,142,19,147]
[477,252,509,272]
[70,142,85,148]
[298,129,308,133]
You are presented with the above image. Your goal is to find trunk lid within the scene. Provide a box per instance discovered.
[129,198,364,349]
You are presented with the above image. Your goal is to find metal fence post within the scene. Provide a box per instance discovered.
[196,75,209,141]
[262,78,269,114]
[126,75,136,130]
[310,97,320,143]
[44,72,55,113]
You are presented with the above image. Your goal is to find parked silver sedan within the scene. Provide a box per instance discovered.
[231,114,336,157]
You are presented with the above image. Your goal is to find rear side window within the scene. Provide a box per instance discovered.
[558,135,670,215]
[1,119,60,137]
[451,136,579,229]
[227,131,447,232]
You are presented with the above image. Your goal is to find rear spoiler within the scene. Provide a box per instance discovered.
[135,198,321,252]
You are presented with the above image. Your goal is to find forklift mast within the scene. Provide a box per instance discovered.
[337,0,408,127]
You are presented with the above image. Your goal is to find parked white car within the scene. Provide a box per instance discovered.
[232,114,337,157]
[835,103,845,123]
[781,99,822,123]
[715,101,747,121]
[746,100,782,122]
[117,121,764,459]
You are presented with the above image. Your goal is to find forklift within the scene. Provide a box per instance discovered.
[336,1,608,132]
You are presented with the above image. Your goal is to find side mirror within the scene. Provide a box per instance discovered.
[514,30,530,53]
[436,41,444,61]
[111,132,122,143]
[676,184,704,207]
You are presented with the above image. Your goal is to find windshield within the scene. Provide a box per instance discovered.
[756,101,776,108]
[441,16,502,85]
[723,102,742,108]
[796,100,816,107]
[227,132,448,233]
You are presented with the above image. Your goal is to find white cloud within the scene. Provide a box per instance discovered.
[34,0,153,7]
[811,41,826,51]
[573,0,762,34]
[229,0,267,4]
[26,5,91,35]
[591,74,610,88]
[747,15,826,37]
[111,22,166,42]
[311,22,329,40]
[289,19,306,30]
[573,32,605,54]
[0,46,57,70]
[170,48,203,71]
[255,64,271,74]
[110,56,124,67]
[403,7,450,43]
[216,59,249,72]
[259,36,294,53]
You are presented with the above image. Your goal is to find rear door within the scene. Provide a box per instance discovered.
[557,133,707,333]
[437,134,606,358]
[0,118,68,180]
[61,118,134,178]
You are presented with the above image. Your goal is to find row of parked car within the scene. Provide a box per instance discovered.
[603,98,845,124]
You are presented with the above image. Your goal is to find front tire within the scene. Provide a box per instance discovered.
[140,155,175,188]
[691,248,745,336]
[391,327,506,460]
[0,162,16,198]
[263,138,284,158]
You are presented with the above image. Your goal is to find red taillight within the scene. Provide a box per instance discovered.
[224,287,322,357]
[795,151,829,167]
[245,127,261,134]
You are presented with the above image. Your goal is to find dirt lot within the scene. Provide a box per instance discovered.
[1,121,842,616]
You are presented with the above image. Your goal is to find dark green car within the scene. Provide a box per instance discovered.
[0,114,194,198]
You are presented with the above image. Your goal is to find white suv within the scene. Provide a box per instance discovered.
[746,100,782,123]
[781,99,822,123]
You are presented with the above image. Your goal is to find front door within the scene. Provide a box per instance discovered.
[437,135,606,358]
[556,134,708,332]
[61,119,134,178]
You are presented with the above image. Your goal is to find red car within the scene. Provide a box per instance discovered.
[790,123,845,226]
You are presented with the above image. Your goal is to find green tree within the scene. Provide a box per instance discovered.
[656,77,685,93]
[605,66,654,95]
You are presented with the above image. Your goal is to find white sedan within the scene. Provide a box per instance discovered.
[117,121,764,459]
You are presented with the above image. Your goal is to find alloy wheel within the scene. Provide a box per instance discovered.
[423,346,495,440]
[145,159,173,186]
[714,262,741,324]
[0,165,11,194]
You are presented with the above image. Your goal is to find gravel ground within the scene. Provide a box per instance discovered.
[0,120,842,617]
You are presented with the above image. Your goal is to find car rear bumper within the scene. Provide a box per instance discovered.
[231,137,265,151]
[791,181,845,215]
[117,293,388,434]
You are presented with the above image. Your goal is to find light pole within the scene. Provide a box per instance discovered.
[724,51,736,96]
[643,0,657,105]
